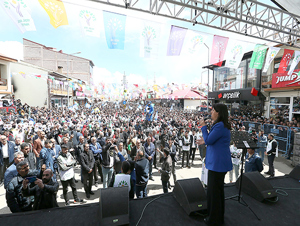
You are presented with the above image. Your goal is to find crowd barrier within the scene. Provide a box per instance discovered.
[242,121,300,156]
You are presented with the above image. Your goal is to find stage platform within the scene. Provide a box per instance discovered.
[0,176,299,226]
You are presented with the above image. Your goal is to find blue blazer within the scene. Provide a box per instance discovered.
[201,121,232,172]
[0,141,15,165]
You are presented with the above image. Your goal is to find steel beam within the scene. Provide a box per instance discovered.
[87,0,300,46]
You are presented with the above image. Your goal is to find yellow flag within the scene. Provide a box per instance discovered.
[38,0,68,29]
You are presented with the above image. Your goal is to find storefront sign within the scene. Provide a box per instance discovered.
[218,91,241,99]
[272,69,300,88]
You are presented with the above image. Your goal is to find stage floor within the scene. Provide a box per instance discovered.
[0,176,299,226]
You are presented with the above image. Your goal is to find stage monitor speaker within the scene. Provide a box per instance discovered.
[235,171,277,202]
[99,186,129,225]
[289,164,300,180]
[173,178,207,215]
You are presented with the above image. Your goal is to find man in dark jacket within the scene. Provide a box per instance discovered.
[245,148,263,173]
[80,143,95,198]
[6,161,38,213]
[75,136,85,162]
[144,137,155,180]
[166,138,177,185]
[264,133,278,178]
[135,150,149,198]
[89,137,103,186]
[22,169,59,210]
[0,135,16,185]
[159,148,172,193]
[101,137,114,188]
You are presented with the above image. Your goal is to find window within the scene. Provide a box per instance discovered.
[293,97,300,113]
[270,97,290,119]
[246,59,259,88]
[213,60,246,91]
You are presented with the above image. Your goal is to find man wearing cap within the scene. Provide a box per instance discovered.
[265,134,278,178]
[57,144,84,205]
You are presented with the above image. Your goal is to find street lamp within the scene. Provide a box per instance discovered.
[203,43,210,112]
[67,51,81,107]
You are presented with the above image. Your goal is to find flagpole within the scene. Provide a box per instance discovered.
[204,43,209,112]
[67,52,81,108]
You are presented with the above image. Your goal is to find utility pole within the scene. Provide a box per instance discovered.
[121,71,127,100]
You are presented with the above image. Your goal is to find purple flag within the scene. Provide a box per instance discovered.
[167,26,187,56]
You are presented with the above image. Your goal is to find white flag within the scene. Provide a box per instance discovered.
[1,0,36,33]
[79,9,100,37]
[140,21,161,58]
[288,51,300,75]
[224,40,247,69]
[181,30,209,56]
[262,47,280,73]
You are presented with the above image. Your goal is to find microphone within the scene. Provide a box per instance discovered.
[203,116,211,121]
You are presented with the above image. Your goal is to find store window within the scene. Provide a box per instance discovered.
[293,97,300,113]
[270,97,290,119]
[246,59,259,88]
[213,60,246,91]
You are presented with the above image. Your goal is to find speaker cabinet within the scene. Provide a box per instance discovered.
[235,171,277,202]
[289,164,300,180]
[99,187,129,225]
[173,178,207,215]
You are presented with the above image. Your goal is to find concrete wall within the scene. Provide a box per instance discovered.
[11,62,48,107]
[184,99,200,110]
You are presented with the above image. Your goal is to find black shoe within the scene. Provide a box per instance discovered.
[65,201,70,206]
[74,199,86,204]
[74,179,78,183]
[86,193,90,199]
[149,177,154,181]
[286,157,290,160]
[94,182,98,187]
[89,191,95,195]
[168,184,171,189]
[268,175,274,178]
[264,171,271,175]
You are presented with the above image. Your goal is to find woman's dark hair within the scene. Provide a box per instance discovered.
[212,103,231,130]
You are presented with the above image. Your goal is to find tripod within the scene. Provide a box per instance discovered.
[225,131,260,221]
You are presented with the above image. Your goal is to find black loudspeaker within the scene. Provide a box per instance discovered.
[173,178,207,215]
[289,164,300,180]
[99,187,129,225]
[235,171,277,202]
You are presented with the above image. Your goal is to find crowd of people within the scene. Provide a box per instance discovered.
[0,99,295,215]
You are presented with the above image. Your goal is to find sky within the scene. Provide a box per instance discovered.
[0,0,277,89]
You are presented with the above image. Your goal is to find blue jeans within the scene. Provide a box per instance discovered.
[258,148,265,163]
[102,167,114,188]
[136,184,147,198]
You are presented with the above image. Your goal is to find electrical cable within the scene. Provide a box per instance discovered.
[135,195,162,226]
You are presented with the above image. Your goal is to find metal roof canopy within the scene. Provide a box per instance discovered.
[271,0,300,18]
[87,0,300,47]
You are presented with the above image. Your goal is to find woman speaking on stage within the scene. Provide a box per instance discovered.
[198,103,232,226]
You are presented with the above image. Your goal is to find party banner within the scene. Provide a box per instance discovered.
[224,40,246,69]
[287,51,300,76]
[1,0,36,33]
[166,26,187,56]
[181,30,209,56]
[249,44,268,69]
[38,0,68,29]
[79,9,100,37]
[210,35,229,66]
[103,11,126,50]
[278,49,294,73]
[262,47,280,73]
[140,21,161,58]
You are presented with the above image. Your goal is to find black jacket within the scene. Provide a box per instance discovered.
[80,150,95,174]
[160,155,172,181]
[22,179,59,210]
[101,143,114,168]
[135,158,149,185]
[75,143,85,162]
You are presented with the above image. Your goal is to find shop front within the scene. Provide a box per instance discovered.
[265,69,300,121]
[209,89,263,116]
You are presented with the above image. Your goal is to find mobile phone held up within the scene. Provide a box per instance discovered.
[26,176,37,183]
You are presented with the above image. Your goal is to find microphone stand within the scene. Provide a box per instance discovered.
[225,131,260,221]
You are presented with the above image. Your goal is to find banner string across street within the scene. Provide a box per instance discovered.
[1,0,300,100]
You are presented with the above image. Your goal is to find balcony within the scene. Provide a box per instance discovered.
[50,84,70,96]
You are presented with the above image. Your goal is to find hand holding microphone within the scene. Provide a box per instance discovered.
[200,116,210,126]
